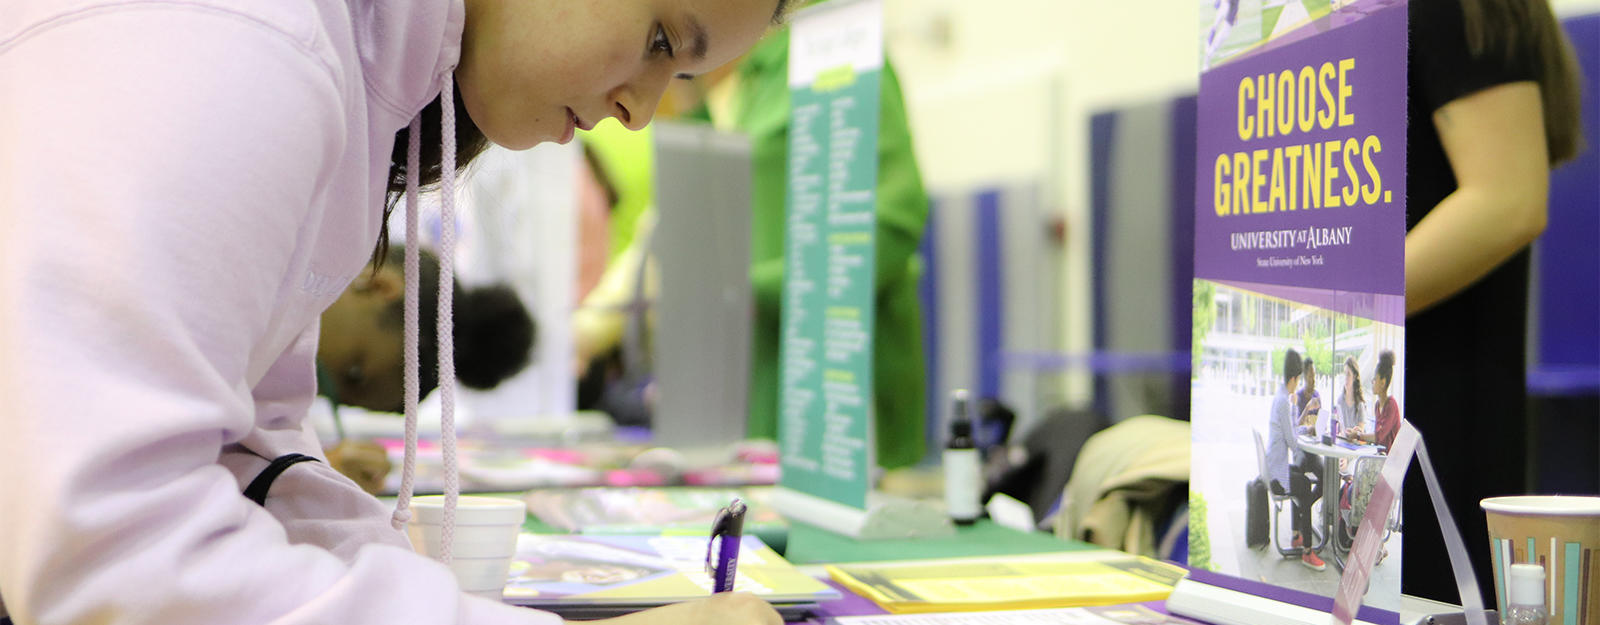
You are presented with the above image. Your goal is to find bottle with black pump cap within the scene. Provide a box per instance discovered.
[943,389,981,525]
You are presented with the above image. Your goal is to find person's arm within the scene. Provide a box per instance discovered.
[1376,401,1400,450]
[1297,393,1321,426]
[573,210,657,370]
[1405,82,1549,315]
[1267,397,1293,484]
[326,439,394,495]
[1274,398,1294,448]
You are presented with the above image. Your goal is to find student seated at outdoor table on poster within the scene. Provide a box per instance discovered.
[1342,351,1400,451]
[1337,352,1401,562]
[1267,349,1327,571]
[1334,356,1368,438]
[1294,359,1325,435]
[1329,357,1368,476]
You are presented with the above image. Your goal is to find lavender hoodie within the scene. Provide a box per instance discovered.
[0,1,560,623]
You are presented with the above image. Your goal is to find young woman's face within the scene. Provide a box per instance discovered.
[318,270,406,412]
[458,0,779,149]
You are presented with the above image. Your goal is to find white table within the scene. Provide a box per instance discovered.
[1295,435,1386,568]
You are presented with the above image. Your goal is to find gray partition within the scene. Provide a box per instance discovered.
[649,122,754,448]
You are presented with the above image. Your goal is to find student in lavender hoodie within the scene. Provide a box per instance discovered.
[0,1,792,624]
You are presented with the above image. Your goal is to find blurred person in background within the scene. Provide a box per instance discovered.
[1402,0,1583,603]
[319,245,536,493]
[571,12,933,470]
[689,20,932,470]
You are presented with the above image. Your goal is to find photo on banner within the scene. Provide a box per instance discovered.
[1202,0,1403,70]
[1190,279,1405,609]
[1187,0,1408,621]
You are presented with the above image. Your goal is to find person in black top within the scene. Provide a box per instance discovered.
[1405,0,1583,604]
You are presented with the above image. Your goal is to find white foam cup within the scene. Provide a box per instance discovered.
[406,495,526,598]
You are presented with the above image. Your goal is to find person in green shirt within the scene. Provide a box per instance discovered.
[696,30,931,469]
[575,26,931,469]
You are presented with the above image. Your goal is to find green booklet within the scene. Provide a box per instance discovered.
[522,487,789,553]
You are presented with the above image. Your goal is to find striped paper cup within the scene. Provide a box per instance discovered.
[1482,495,1600,625]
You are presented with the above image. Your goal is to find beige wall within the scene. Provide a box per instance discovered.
[884,0,1596,410]
[884,0,1201,409]
[1556,0,1600,15]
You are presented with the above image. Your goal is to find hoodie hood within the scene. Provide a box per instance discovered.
[351,0,466,131]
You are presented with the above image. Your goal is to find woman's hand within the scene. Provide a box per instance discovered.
[325,439,391,495]
[591,593,782,625]
[1298,405,1319,427]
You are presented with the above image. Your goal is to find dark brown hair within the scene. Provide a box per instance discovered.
[374,245,536,409]
[1375,350,1395,386]
[1283,349,1303,385]
[376,85,493,266]
[773,0,799,23]
[1344,356,1365,407]
[1460,0,1585,164]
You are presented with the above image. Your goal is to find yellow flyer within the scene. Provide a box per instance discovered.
[827,551,1186,613]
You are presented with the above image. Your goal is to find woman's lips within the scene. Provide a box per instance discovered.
[560,107,577,144]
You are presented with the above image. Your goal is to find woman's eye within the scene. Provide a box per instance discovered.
[651,23,675,58]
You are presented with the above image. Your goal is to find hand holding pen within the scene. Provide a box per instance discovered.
[706,498,747,594]
[596,498,775,625]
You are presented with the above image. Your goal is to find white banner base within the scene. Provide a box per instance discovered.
[1167,576,1471,625]
[773,487,955,540]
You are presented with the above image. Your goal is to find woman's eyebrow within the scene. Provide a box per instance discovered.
[685,14,708,61]
[671,15,709,80]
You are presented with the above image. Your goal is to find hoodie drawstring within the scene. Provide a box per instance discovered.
[391,116,422,531]
[434,71,460,564]
[391,75,461,567]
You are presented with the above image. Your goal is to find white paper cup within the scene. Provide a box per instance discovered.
[1482,495,1600,624]
[406,495,526,598]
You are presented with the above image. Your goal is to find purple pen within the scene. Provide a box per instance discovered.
[706,498,746,593]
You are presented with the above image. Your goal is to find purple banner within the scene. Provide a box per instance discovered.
[1213,280,1407,326]
[1195,4,1407,295]
[1189,2,1408,621]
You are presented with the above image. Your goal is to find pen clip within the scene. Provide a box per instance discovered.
[705,498,744,579]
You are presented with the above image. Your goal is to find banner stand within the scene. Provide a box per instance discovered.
[773,487,954,540]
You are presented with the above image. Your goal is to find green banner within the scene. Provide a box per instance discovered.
[778,0,883,511]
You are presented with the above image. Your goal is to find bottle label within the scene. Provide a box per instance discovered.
[943,449,982,520]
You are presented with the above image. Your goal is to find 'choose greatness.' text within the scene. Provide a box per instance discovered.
[1212,58,1394,218]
